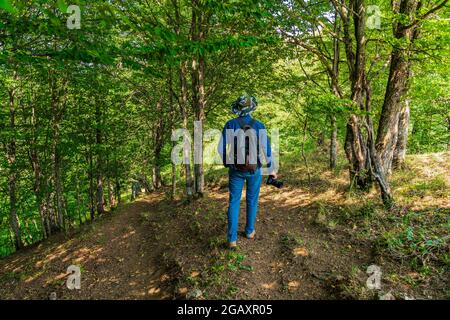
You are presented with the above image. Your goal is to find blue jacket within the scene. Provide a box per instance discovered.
[218,115,273,169]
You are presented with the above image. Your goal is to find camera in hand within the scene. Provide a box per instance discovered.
[266,175,283,189]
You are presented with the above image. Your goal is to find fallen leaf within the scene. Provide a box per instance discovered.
[293,247,309,257]
[261,281,278,289]
[178,287,188,294]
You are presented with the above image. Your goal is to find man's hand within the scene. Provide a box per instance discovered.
[270,172,278,180]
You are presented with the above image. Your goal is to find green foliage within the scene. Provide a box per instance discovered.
[376,209,449,270]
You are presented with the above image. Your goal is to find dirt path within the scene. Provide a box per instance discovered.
[1,185,372,300]
[0,193,173,300]
[0,182,433,300]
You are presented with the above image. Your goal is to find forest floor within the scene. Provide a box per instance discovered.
[0,152,448,300]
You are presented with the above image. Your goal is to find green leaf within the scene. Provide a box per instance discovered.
[57,0,68,13]
[0,0,17,14]
[238,265,253,271]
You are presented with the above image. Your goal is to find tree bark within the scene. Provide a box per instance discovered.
[50,72,66,231]
[75,174,83,225]
[179,61,194,198]
[191,0,207,197]
[343,0,372,189]
[169,66,177,200]
[7,83,24,250]
[29,103,50,239]
[95,102,105,215]
[330,116,338,170]
[393,98,410,168]
[339,0,393,205]
[172,0,194,198]
[152,97,164,190]
[376,0,418,175]
[87,147,95,221]
[329,11,341,170]
[107,177,115,209]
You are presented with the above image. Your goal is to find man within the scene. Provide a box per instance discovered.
[218,94,277,249]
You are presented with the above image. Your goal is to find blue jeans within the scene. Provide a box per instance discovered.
[227,167,262,242]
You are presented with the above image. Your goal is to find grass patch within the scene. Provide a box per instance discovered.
[375,208,449,272]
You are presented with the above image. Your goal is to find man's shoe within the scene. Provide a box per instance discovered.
[246,230,256,239]
[228,241,237,249]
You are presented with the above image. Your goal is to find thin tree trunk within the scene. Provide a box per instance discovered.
[171,153,177,200]
[174,1,194,198]
[95,103,105,215]
[301,116,312,186]
[115,177,121,204]
[29,101,50,239]
[329,11,340,170]
[75,174,83,225]
[50,72,65,231]
[169,66,177,200]
[107,178,115,209]
[152,166,162,189]
[45,181,54,235]
[393,98,410,168]
[191,1,206,197]
[7,84,24,250]
[88,148,95,221]
[330,116,338,170]
[179,61,194,198]
[152,97,164,190]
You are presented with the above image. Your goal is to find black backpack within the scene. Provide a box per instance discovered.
[233,118,258,172]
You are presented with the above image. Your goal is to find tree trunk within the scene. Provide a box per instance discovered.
[29,102,50,239]
[115,176,121,205]
[191,1,207,197]
[152,97,164,190]
[375,0,418,176]
[179,61,194,198]
[50,72,66,231]
[87,148,95,221]
[30,144,49,239]
[45,181,54,235]
[393,98,410,168]
[107,178,115,209]
[343,0,372,190]
[329,11,340,171]
[340,0,393,205]
[174,2,194,199]
[152,166,162,189]
[75,174,83,225]
[7,85,24,250]
[330,116,338,170]
[169,66,177,201]
[95,103,105,215]
[171,154,177,200]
